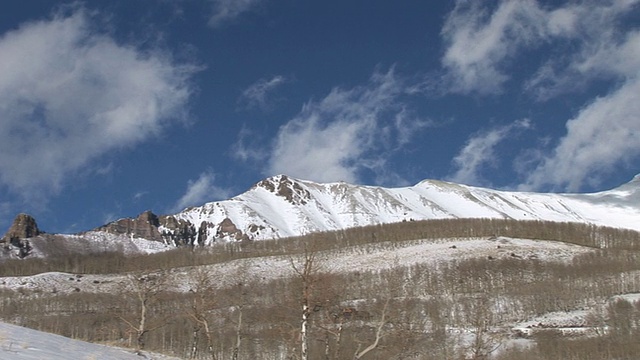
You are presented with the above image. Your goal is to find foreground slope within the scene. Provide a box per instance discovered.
[0,321,178,360]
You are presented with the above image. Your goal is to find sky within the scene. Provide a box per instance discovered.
[1,0,639,234]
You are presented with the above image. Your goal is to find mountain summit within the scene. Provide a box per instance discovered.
[110,174,639,246]
[4,175,639,254]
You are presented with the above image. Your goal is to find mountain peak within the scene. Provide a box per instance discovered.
[254,174,311,205]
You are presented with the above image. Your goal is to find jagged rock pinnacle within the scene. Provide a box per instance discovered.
[2,213,41,241]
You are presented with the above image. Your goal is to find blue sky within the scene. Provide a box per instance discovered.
[1,0,639,234]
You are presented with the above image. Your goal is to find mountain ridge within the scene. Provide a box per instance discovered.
[3,174,639,256]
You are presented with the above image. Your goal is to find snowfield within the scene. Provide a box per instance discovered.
[0,321,180,360]
[171,174,640,245]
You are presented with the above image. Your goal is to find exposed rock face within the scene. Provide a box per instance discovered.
[98,210,209,246]
[98,210,163,241]
[1,213,39,258]
[256,175,311,205]
[216,218,249,241]
[159,216,197,246]
[2,213,41,241]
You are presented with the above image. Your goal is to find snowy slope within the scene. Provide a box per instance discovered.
[0,321,179,360]
[0,236,594,295]
[168,174,640,244]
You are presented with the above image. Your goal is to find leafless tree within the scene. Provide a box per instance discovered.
[186,267,218,359]
[289,247,326,360]
[353,298,390,360]
[117,271,170,353]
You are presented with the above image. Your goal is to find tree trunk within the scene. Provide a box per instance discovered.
[232,307,242,360]
[190,326,199,359]
[301,302,309,360]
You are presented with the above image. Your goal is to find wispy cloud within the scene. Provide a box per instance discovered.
[133,191,148,202]
[230,124,268,163]
[439,0,637,96]
[449,119,532,187]
[518,1,640,191]
[521,78,640,192]
[441,0,640,191]
[208,0,265,28]
[0,7,197,200]
[440,0,547,95]
[524,1,640,100]
[239,75,287,110]
[172,171,232,212]
[265,68,429,185]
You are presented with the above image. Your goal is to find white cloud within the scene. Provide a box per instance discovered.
[208,0,264,27]
[239,75,287,110]
[449,119,531,186]
[517,1,640,191]
[266,69,425,184]
[442,0,640,191]
[440,0,548,95]
[133,191,148,201]
[524,1,640,99]
[231,124,267,162]
[0,8,196,199]
[521,78,640,191]
[172,171,232,212]
[440,0,639,95]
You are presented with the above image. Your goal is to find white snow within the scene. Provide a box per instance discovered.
[172,175,640,245]
[0,321,179,360]
[0,237,595,295]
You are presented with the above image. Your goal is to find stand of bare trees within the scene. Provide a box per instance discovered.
[1,220,640,358]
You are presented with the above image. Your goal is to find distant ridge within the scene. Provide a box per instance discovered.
[4,174,640,252]
[111,173,640,245]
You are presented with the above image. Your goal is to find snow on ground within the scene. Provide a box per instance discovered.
[0,271,125,295]
[613,293,640,303]
[0,237,595,295]
[512,292,640,337]
[0,321,179,360]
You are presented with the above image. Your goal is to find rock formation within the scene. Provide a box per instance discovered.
[1,213,41,241]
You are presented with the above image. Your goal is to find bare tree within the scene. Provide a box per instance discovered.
[289,247,326,360]
[464,296,503,360]
[117,271,169,353]
[353,298,390,360]
[186,267,218,359]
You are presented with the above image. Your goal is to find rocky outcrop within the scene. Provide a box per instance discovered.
[216,218,249,241]
[2,213,41,241]
[255,175,311,205]
[1,213,39,258]
[159,216,197,246]
[98,210,163,241]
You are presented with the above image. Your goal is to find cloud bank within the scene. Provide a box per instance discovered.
[0,8,196,199]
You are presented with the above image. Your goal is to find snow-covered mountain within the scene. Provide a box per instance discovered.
[3,174,639,256]
[99,173,640,246]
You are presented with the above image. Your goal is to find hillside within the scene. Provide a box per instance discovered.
[1,218,639,359]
